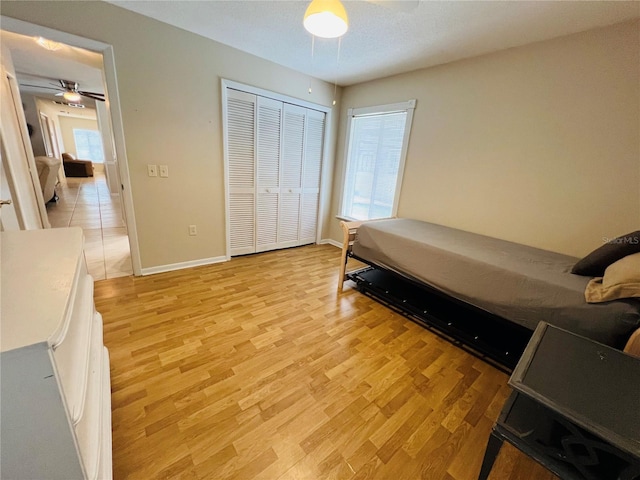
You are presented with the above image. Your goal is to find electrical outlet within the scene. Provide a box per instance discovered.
[189,225,197,236]
[147,164,158,177]
[159,165,169,178]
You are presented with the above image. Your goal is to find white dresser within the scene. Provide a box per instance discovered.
[1,228,113,480]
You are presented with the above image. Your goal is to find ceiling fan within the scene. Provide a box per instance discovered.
[19,79,105,102]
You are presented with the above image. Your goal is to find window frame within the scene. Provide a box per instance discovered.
[338,99,416,221]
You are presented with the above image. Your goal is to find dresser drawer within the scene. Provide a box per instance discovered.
[52,273,95,424]
[49,252,88,347]
[75,311,105,480]
[97,347,113,480]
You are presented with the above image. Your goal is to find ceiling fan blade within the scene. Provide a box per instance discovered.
[20,76,104,101]
[79,92,105,101]
[20,83,63,91]
[78,90,105,97]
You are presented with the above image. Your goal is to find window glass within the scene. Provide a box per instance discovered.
[340,103,414,221]
[73,129,104,163]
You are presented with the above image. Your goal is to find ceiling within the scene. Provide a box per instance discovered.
[106,0,640,86]
[1,30,104,106]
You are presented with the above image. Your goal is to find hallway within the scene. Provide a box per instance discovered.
[46,170,133,280]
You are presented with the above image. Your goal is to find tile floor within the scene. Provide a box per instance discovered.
[46,170,133,280]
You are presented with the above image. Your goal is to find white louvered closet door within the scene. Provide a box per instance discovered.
[299,109,325,244]
[225,84,327,256]
[278,103,306,248]
[226,89,256,256]
[256,97,282,253]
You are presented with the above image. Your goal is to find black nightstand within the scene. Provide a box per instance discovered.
[478,322,640,480]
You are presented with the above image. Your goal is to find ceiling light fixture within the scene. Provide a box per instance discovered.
[304,0,349,39]
[35,36,63,51]
[63,91,82,103]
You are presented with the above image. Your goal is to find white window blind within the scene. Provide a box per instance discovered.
[340,101,415,221]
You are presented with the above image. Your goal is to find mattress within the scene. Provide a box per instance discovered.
[352,218,640,348]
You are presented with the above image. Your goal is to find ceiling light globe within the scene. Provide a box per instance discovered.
[63,91,82,103]
[304,0,349,39]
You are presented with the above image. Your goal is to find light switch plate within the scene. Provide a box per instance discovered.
[147,164,158,177]
[159,165,169,178]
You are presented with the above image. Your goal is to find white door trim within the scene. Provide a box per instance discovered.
[1,16,142,276]
[0,47,47,229]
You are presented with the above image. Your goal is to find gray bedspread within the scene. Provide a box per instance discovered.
[352,218,640,348]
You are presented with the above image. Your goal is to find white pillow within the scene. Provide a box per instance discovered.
[585,252,640,303]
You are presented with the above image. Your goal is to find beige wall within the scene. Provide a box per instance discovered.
[2,1,340,269]
[330,20,639,257]
[58,115,99,160]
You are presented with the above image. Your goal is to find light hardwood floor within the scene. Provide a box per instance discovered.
[94,244,558,480]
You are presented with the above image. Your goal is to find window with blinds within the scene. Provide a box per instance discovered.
[340,100,416,221]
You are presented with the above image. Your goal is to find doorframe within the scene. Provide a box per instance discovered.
[1,49,49,230]
[1,16,142,276]
[1,137,23,229]
[38,112,59,158]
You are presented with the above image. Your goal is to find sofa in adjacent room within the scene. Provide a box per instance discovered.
[62,153,94,177]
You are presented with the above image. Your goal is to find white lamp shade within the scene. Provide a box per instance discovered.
[304,0,349,39]
[63,91,82,103]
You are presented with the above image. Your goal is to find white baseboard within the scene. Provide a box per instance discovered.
[140,255,228,276]
[319,238,342,248]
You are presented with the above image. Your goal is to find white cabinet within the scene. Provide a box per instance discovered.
[225,88,326,256]
[0,228,112,480]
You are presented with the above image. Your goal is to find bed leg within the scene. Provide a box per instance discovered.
[338,222,350,293]
[338,249,348,293]
[338,220,363,293]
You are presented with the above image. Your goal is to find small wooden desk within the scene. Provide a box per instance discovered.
[478,322,640,480]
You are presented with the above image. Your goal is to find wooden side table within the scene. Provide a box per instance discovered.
[478,322,640,480]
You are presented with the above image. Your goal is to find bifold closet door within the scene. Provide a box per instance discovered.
[226,89,257,256]
[226,86,326,256]
[278,103,306,248]
[256,97,282,253]
[299,109,325,244]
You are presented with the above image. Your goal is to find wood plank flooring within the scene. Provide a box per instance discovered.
[94,244,558,480]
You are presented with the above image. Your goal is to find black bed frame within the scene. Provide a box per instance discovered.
[346,254,533,372]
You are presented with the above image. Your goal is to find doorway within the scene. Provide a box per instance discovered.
[0,17,142,276]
